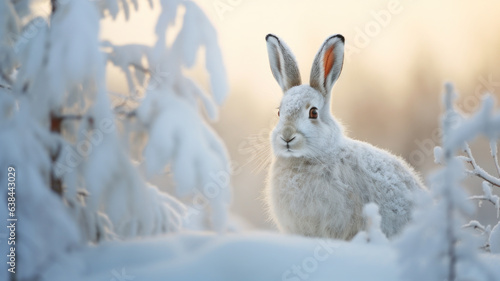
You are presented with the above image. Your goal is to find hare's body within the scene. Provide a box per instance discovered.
[264,34,425,240]
[268,136,423,239]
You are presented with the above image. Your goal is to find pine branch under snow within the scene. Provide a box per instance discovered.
[1,0,231,279]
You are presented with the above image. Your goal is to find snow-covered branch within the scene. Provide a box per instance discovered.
[398,83,498,281]
[1,0,231,279]
[463,220,489,233]
[468,181,500,218]
[464,144,500,188]
[490,141,500,177]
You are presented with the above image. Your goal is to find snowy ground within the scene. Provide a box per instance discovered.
[42,231,500,281]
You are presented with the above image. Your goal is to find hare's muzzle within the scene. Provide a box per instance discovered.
[280,125,296,143]
[273,124,306,157]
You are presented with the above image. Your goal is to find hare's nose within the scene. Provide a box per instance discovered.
[280,126,296,143]
[280,136,296,143]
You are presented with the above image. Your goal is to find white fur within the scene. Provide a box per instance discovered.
[265,34,426,240]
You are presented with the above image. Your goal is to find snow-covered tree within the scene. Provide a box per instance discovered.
[436,84,500,254]
[397,83,499,281]
[0,0,230,280]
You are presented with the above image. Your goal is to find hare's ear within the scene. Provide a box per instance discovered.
[310,34,344,97]
[266,34,302,93]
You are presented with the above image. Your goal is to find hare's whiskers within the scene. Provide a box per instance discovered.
[240,132,273,174]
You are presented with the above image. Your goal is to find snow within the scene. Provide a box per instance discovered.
[491,140,498,157]
[45,0,102,112]
[170,1,228,104]
[13,17,48,90]
[352,203,389,245]
[490,222,500,254]
[42,232,402,281]
[0,91,81,280]
[0,0,19,83]
[136,88,231,231]
[97,0,153,21]
[469,182,500,218]
[103,41,151,95]
[434,146,444,164]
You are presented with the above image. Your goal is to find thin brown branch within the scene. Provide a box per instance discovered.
[50,112,63,196]
[49,113,91,196]
[50,114,86,132]
[50,109,136,123]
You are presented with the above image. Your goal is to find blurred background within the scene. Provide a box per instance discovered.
[101,0,500,230]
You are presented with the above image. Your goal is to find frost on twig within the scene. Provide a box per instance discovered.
[463,220,492,251]
[463,220,488,233]
[468,182,500,218]
[490,140,500,177]
[463,143,500,188]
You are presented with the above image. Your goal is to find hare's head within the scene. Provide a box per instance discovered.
[266,34,345,159]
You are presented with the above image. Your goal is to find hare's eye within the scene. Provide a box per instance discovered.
[309,107,318,119]
[277,109,280,117]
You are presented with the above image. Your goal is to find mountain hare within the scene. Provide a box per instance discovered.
[265,34,425,240]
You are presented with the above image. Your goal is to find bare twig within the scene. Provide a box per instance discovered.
[50,114,85,129]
